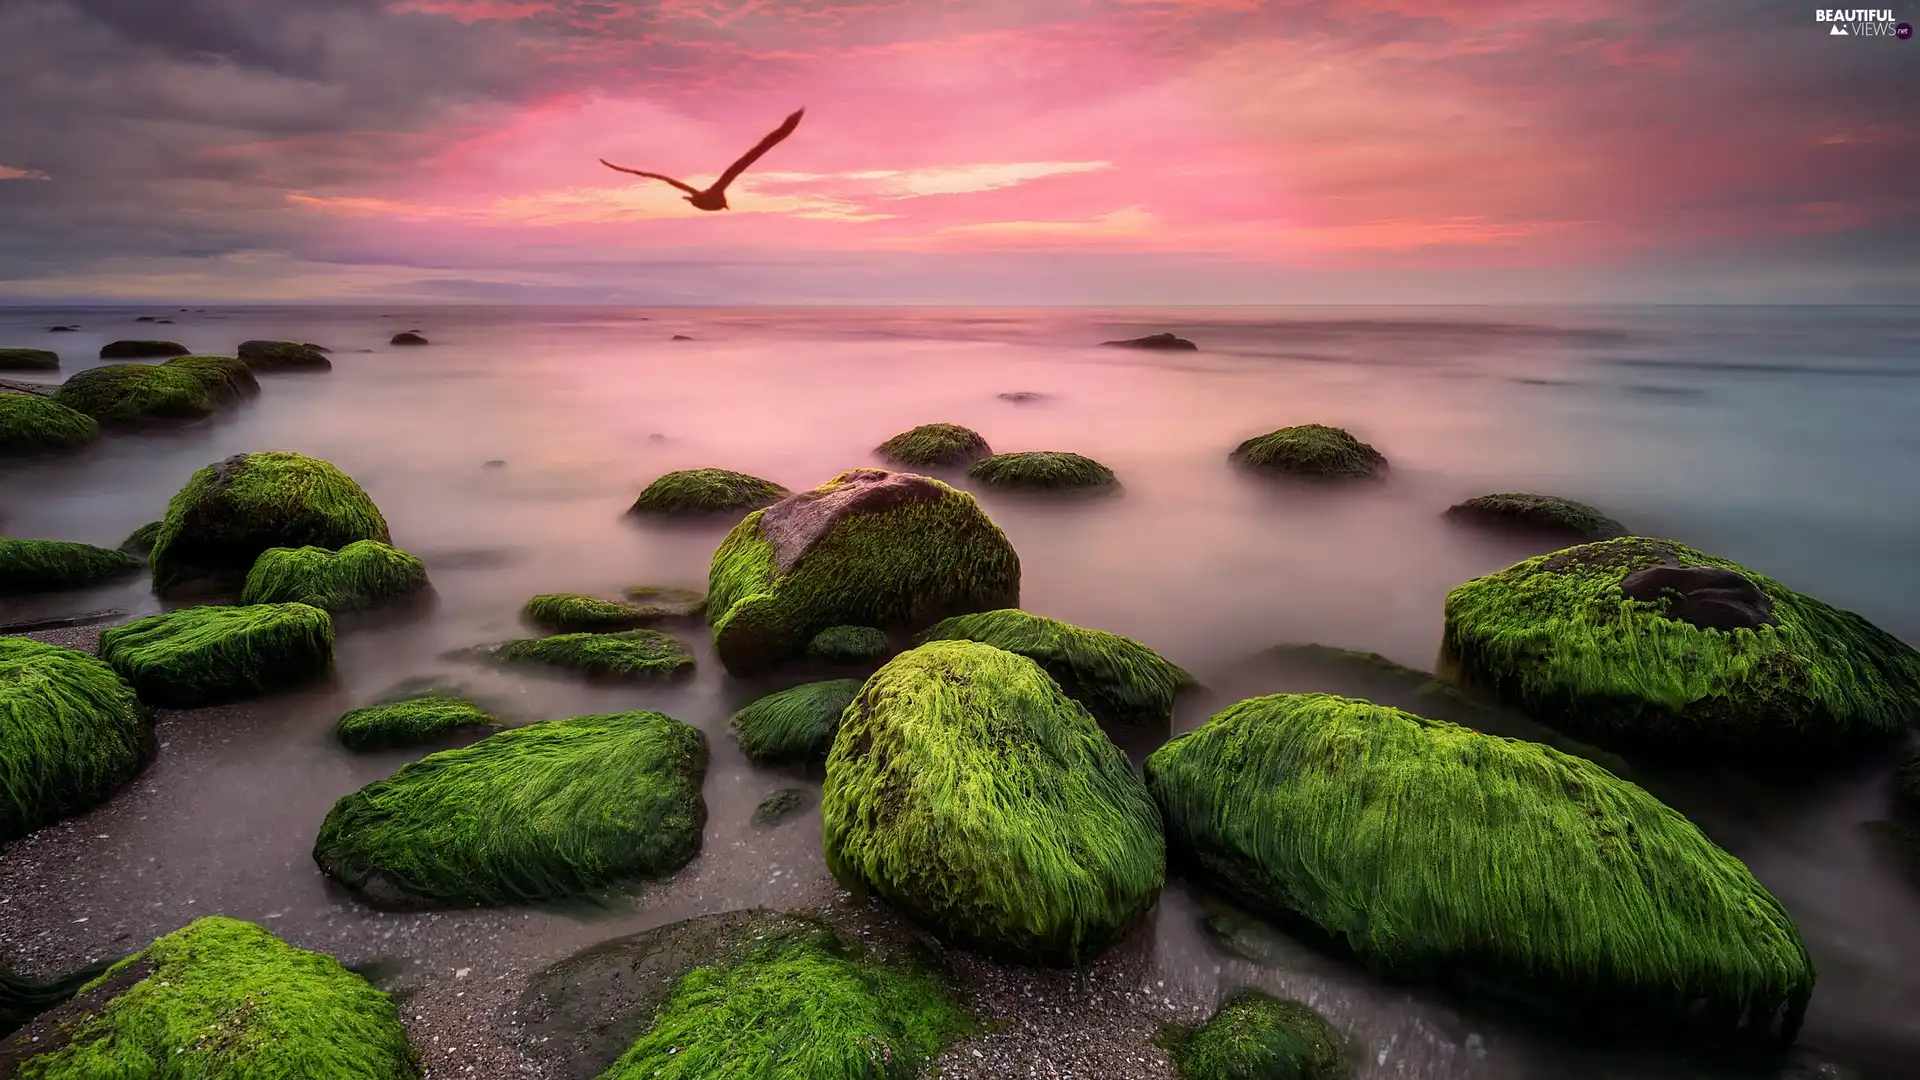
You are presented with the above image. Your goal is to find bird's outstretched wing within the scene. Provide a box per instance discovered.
[711,108,805,193]
[599,160,700,195]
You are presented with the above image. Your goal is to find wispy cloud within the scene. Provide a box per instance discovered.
[0,165,50,181]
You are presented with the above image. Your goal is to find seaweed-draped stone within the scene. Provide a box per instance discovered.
[0,917,420,1078]
[1440,537,1920,756]
[0,539,138,594]
[240,540,429,611]
[627,468,789,516]
[729,678,862,763]
[806,624,890,664]
[968,450,1118,492]
[98,603,335,708]
[917,609,1194,726]
[163,354,260,406]
[707,469,1021,673]
[521,593,660,632]
[313,711,706,907]
[822,640,1164,963]
[1444,493,1626,542]
[1144,692,1814,1046]
[1230,424,1386,480]
[149,451,391,591]
[874,423,992,468]
[0,638,149,845]
[334,695,498,751]
[238,339,332,371]
[50,364,217,423]
[464,629,694,680]
[0,394,99,456]
[1160,991,1347,1080]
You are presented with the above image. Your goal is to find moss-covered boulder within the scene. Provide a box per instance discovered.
[97,340,187,360]
[707,469,1021,673]
[1160,991,1347,1080]
[118,521,161,556]
[0,916,419,1077]
[98,603,335,708]
[1144,692,1814,1046]
[874,422,992,468]
[516,910,972,1080]
[1440,537,1920,756]
[240,540,429,612]
[917,609,1193,726]
[313,711,707,907]
[806,624,889,664]
[0,394,99,456]
[0,638,148,845]
[162,354,260,406]
[335,695,499,752]
[0,539,138,594]
[1229,424,1386,480]
[522,592,659,632]
[627,469,788,516]
[238,339,332,371]
[1444,493,1626,541]
[0,348,58,371]
[968,451,1119,492]
[466,628,694,680]
[148,451,391,591]
[50,364,214,423]
[823,640,1164,963]
[729,678,862,763]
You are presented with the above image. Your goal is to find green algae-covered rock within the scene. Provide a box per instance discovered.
[754,787,812,827]
[118,521,161,556]
[1440,537,1920,757]
[0,394,99,456]
[1444,493,1626,541]
[522,592,658,632]
[968,451,1118,492]
[149,451,391,591]
[0,539,138,594]
[162,354,260,406]
[0,348,58,371]
[0,916,419,1078]
[874,422,992,468]
[334,695,499,752]
[707,469,1021,673]
[97,340,188,360]
[466,628,694,680]
[240,540,429,612]
[729,678,862,763]
[823,640,1164,964]
[0,638,148,845]
[98,603,335,708]
[50,363,214,423]
[238,339,332,371]
[806,624,889,664]
[313,711,707,907]
[917,609,1194,727]
[1161,991,1347,1080]
[516,910,972,1080]
[626,468,789,516]
[622,585,707,619]
[1229,424,1386,480]
[1144,692,1814,1046]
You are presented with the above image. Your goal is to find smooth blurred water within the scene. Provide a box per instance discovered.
[2,303,1917,1078]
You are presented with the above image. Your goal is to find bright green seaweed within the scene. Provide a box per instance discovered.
[968,451,1118,492]
[874,423,992,468]
[97,603,335,708]
[240,541,428,611]
[334,695,498,752]
[522,593,658,632]
[1160,991,1347,1080]
[468,629,694,679]
[0,638,149,846]
[627,469,789,516]
[0,539,138,594]
[149,451,391,591]
[50,363,214,423]
[163,354,259,406]
[806,625,890,664]
[0,394,98,456]
[916,609,1193,726]
[729,679,862,763]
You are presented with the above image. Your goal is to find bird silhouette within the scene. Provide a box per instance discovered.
[600,108,805,212]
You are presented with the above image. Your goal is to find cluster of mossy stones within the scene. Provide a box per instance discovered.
[4,410,1920,1074]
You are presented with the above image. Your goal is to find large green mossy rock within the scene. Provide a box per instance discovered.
[0,349,58,371]
[1440,537,1920,757]
[522,593,659,633]
[313,711,707,907]
[0,917,419,1078]
[707,469,1021,673]
[917,609,1194,726]
[162,354,260,406]
[516,910,973,1080]
[0,539,138,594]
[0,394,99,456]
[874,423,992,468]
[1160,991,1347,1080]
[0,638,148,845]
[626,469,789,516]
[50,364,215,423]
[968,451,1118,492]
[334,695,499,752]
[149,452,391,591]
[1144,692,1814,1046]
[1229,424,1386,480]
[98,603,335,708]
[465,629,694,680]
[238,339,332,371]
[1444,493,1625,542]
[823,641,1164,963]
[240,540,429,612]
[729,678,862,763]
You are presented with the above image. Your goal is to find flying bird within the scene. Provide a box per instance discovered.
[600,108,805,212]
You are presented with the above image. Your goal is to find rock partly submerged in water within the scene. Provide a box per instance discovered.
[622,585,707,619]
[118,521,161,556]
[390,332,429,346]
[916,609,1193,727]
[97,340,187,360]
[522,592,668,633]
[823,640,1164,964]
[334,694,500,751]
[464,628,695,680]
[1102,332,1196,351]
[240,540,429,612]
[706,469,1021,673]
[98,602,335,708]
[1158,990,1348,1080]
[0,394,99,456]
[1144,692,1815,1047]
[314,711,706,907]
[163,354,260,405]
[1230,424,1387,481]
[968,451,1119,493]
[627,468,790,517]
[805,624,890,664]
[0,348,58,371]
[149,451,391,592]
[0,538,138,594]
[0,916,419,1077]
[874,422,993,468]
[0,638,148,846]
[1441,537,1920,757]
[729,678,862,763]
[1444,493,1627,542]
[51,363,220,424]
[754,787,812,827]
[237,339,332,371]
